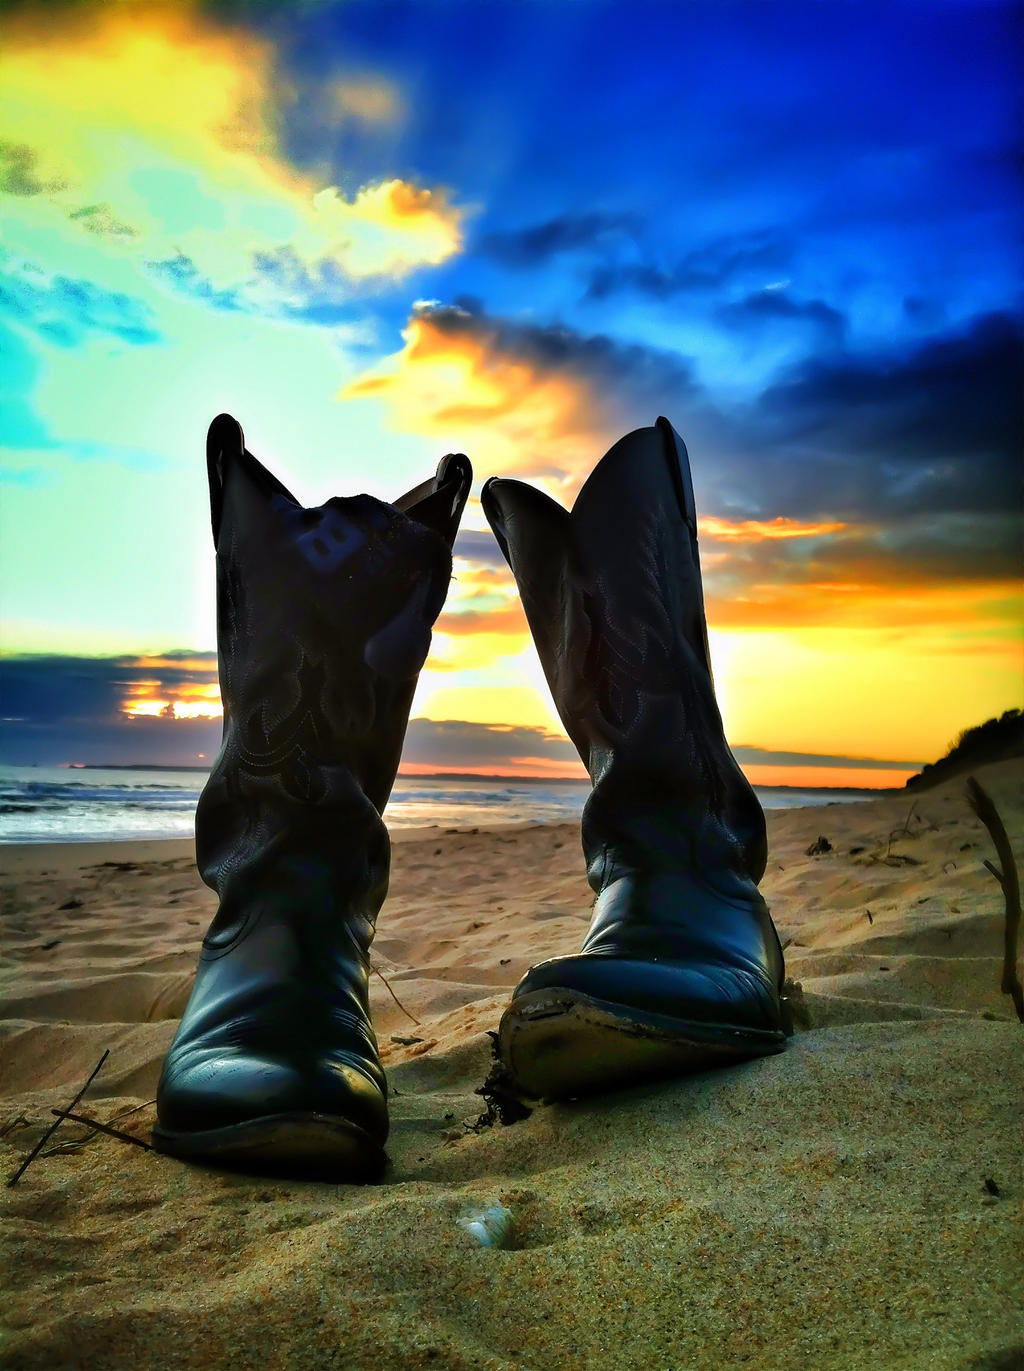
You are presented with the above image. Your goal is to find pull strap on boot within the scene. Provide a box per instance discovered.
[481,417,788,1101]
[154,415,471,1177]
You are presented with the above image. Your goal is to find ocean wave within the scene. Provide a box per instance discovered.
[0,766,870,844]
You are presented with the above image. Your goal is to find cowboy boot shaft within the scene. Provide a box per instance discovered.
[195,430,456,982]
[206,433,455,817]
[483,418,767,896]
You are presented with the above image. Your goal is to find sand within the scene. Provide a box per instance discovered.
[1,762,1021,1370]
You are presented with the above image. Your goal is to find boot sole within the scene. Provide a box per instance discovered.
[151,1112,386,1182]
[499,988,787,1101]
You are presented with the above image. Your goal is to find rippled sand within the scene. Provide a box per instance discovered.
[1,761,1020,1369]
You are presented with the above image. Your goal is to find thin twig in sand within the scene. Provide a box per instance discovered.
[371,963,422,1025]
[965,776,1023,1025]
[6,1049,110,1187]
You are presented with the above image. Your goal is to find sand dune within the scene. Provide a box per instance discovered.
[1,762,1020,1369]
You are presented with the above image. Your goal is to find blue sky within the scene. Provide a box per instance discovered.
[0,0,1020,778]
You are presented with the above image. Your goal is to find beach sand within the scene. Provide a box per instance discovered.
[1,761,1021,1370]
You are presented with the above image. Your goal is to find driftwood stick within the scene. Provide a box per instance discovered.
[371,964,422,1025]
[966,776,1023,1024]
[6,1049,110,1187]
[51,1110,153,1151]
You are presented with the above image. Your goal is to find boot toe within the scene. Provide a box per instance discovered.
[155,1047,388,1173]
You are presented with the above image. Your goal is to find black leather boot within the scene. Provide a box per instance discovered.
[153,415,471,1177]
[481,418,789,1100]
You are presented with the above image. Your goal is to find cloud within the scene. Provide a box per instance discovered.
[717,289,846,347]
[703,564,1021,632]
[399,721,925,777]
[731,745,924,770]
[452,530,509,568]
[688,309,1024,537]
[68,202,140,242]
[144,248,375,333]
[0,253,161,347]
[436,602,528,639]
[758,310,1022,468]
[585,231,791,300]
[0,652,1005,775]
[699,516,849,543]
[341,301,1022,630]
[0,655,563,772]
[146,252,245,313]
[0,6,464,307]
[400,718,580,772]
[143,190,464,318]
[324,75,402,125]
[0,650,218,716]
[699,507,1022,629]
[0,138,61,196]
[479,210,638,268]
[340,300,702,495]
[0,319,53,448]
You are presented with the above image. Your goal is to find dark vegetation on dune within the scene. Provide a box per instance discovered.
[906,709,1024,791]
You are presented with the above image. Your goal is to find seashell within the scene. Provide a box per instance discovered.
[456,1204,515,1249]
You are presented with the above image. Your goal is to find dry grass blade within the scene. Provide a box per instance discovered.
[41,1098,157,1158]
[371,962,421,1025]
[886,801,918,857]
[52,1110,153,1151]
[965,776,1023,1024]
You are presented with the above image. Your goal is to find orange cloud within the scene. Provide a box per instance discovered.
[117,654,223,720]
[705,578,1022,631]
[699,515,848,541]
[340,308,619,497]
[133,655,221,673]
[122,680,222,720]
[437,602,529,638]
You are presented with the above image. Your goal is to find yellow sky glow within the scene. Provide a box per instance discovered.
[0,6,463,287]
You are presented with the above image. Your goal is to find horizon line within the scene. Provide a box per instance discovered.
[18,761,915,792]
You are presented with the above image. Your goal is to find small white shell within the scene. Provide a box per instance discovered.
[456,1204,515,1249]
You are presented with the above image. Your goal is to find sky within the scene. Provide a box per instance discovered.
[0,0,1021,785]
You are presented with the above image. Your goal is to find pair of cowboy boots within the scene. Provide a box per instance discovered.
[153,414,789,1180]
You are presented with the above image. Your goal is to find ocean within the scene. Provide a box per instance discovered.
[0,765,880,845]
